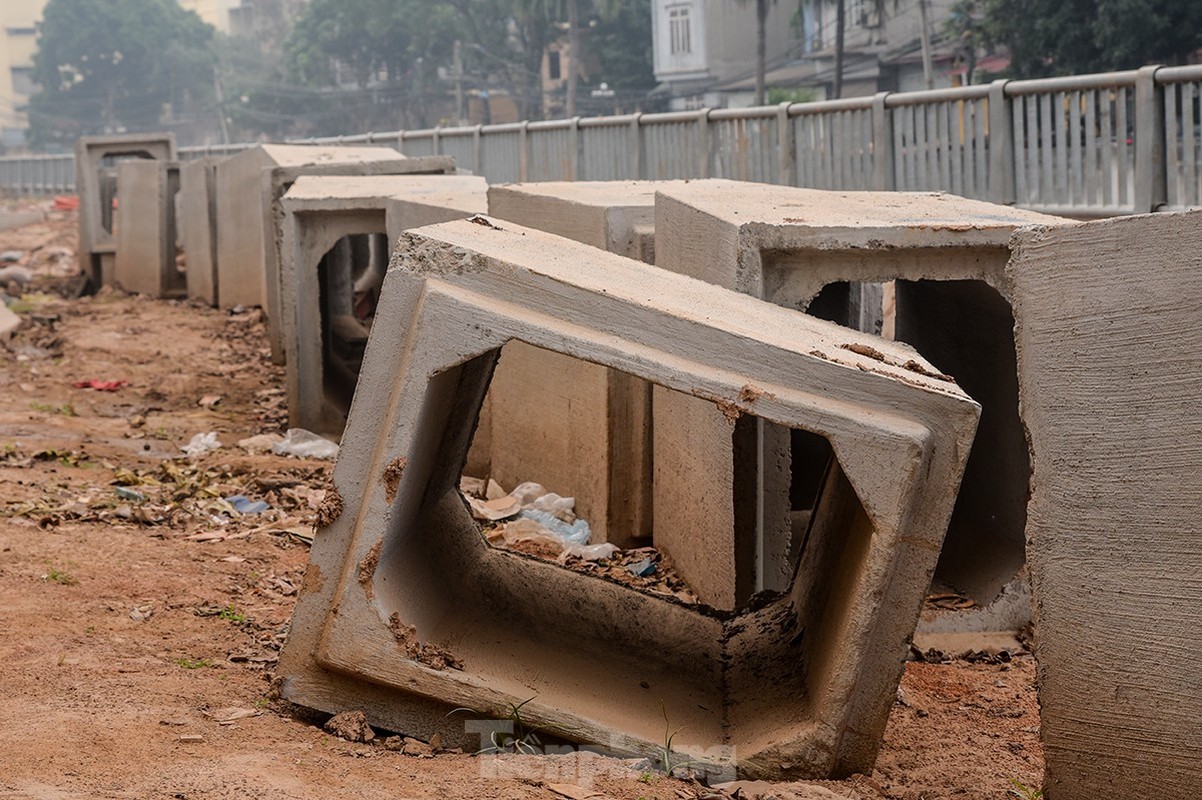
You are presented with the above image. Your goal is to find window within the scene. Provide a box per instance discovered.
[548,50,561,81]
[10,67,34,98]
[668,5,692,56]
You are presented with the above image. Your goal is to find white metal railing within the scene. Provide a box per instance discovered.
[4,63,1202,216]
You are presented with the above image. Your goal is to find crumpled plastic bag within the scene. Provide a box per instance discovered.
[272,428,339,460]
[182,432,221,457]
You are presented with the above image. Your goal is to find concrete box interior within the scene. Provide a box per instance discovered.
[278,218,980,781]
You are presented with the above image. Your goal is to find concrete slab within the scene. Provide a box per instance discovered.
[75,134,176,288]
[179,158,219,306]
[1009,211,1202,799]
[278,217,980,780]
[652,180,1067,611]
[212,144,456,364]
[279,174,487,435]
[113,160,184,298]
[484,181,690,546]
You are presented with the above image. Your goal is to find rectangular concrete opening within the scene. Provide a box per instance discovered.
[364,340,879,762]
[317,232,390,420]
[452,341,858,616]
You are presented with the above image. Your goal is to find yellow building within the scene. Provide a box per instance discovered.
[177,0,241,33]
[0,0,48,150]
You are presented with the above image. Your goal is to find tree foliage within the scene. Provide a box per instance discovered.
[952,0,1202,79]
[29,0,215,146]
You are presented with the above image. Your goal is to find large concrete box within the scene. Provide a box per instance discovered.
[650,180,1065,611]
[211,143,455,362]
[113,160,185,298]
[75,133,176,288]
[179,158,220,305]
[278,217,980,781]
[279,174,487,434]
[1009,211,1202,800]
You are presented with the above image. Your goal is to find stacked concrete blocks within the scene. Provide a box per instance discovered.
[278,217,980,780]
[178,158,220,305]
[212,144,456,364]
[483,180,688,546]
[75,133,176,289]
[1009,211,1202,800]
[650,180,1066,611]
[279,174,488,435]
[113,159,185,298]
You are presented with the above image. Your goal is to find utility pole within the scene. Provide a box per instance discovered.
[566,0,579,117]
[213,66,230,145]
[918,0,934,89]
[453,39,465,125]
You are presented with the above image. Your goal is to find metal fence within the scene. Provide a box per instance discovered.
[4,64,1202,216]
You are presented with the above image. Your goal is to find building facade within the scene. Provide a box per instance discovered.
[0,0,48,151]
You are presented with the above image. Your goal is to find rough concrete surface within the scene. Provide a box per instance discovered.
[278,217,980,781]
[484,181,688,545]
[74,133,176,286]
[1009,211,1202,800]
[179,158,220,305]
[651,180,1066,612]
[279,174,487,433]
[212,143,454,329]
[113,159,184,298]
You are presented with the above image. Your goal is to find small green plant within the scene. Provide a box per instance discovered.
[175,657,214,670]
[652,701,702,779]
[1008,778,1044,800]
[255,697,270,709]
[637,772,655,784]
[218,604,247,623]
[43,566,77,585]
[450,696,546,755]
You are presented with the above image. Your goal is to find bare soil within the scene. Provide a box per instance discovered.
[0,202,1042,799]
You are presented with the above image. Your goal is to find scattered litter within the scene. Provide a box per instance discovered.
[0,251,23,264]
[0,304,20,341]
[198,394,222,409]
[225,495,269,514]
[626,557,656,577]
[115,487,146,503]
[0,265,31,285]
[52,195,78,211]
[176,734,205,744]
[466,493,521,522]
[73,379,128,392]
[518,508,591,545]
[272,428,339,460]
[181,432,222,457]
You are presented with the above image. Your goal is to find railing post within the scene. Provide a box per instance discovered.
[871,91,895,190]
[1134,64,1167,212]
[988,79,1016,205]
[629,113,643,179]
[472,125,483,174]
[432,126,442,156]
[776,102,796,185]
[569,116,581,180]
[696,108,712,178]
[396,130,406,154]
[519,121,529,182]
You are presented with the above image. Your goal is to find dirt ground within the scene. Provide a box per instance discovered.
[0,201,1043,799]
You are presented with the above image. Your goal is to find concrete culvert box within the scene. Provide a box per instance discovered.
[113,160,185,298]
[278,217,980,780]
[75,133,176,290]
[651,180,1069,617]
[211,143,456,363]
[279,174,488,435]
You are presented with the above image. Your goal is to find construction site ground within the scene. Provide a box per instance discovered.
[0,201,1042,800]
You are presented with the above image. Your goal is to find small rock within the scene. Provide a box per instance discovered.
[177,734,205,744]
[323,709,375,743]
[381,735,404,751]
[400,736,433,757]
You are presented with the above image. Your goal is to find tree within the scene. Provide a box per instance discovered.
[28,0,216,147]
[962,0,1202,79]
